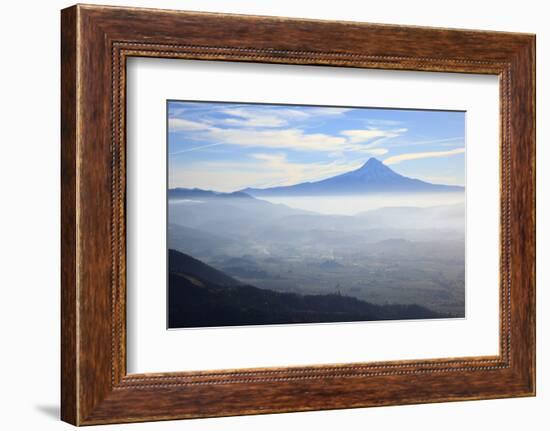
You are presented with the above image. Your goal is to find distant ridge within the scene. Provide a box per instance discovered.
[241,158,464,197]
[168,188,253,200]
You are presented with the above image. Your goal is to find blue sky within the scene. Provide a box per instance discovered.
[168,101,465,192]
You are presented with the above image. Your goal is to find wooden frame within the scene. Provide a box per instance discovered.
[61,4,535,426]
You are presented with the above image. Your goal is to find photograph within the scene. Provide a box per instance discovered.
[167,101,466,328]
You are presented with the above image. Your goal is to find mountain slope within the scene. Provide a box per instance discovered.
[168,224,238,257]
[168,249,447,328]
[169,249,240,287]
[242,158,463,196]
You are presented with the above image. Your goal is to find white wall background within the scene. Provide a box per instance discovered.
[0,1,546,429]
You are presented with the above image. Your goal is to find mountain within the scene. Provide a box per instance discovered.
[168,224,239,257]
[168,187,311,237]
[241,158,464,196]
[168,188,253,200]
[169,249,240,287]
[168,249,447,328]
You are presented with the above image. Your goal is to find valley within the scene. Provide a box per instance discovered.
[168,160,466,320]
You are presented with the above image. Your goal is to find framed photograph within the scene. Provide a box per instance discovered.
[61,4,536,425]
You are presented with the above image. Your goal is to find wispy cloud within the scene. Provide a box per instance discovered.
[367,148,390,156]
[169,118,210,132]
[170,153,366,191]
[365,119,403,127]
[218,107,288,128]
[169,115,404,155]
[171,104,352,130]
[341,128,407,144]
[248,153,365,187]
[385,136,465,148]
[168,102,466,190]
[301,107,352,117]
[212,127,347,151]
[169,142,224,155]
[383,147,465,165]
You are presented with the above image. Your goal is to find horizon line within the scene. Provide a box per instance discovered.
[168,156,465,192]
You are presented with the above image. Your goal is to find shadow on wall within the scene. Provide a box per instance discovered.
[34,405,59,421]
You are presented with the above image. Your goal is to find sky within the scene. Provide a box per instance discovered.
[168,101,465,192]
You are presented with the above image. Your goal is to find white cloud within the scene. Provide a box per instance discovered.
[385,136,465,148]
[169,117,404,155]
[303,107,352,116]
[248,154,363,187]
[170,120,352,153]
[170,142,224,155]
[383,147,465,165]
[168,105,464,190]
[365,119,403,127]
[367,148,389,156]
[170,154,367,191]
[218,108,287,127]
[341,128,407,143]
[250,153,287,164]
[211,127,348,151]
[213,106,352,128]
[168,118,211,132]
[171,104,353,130]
